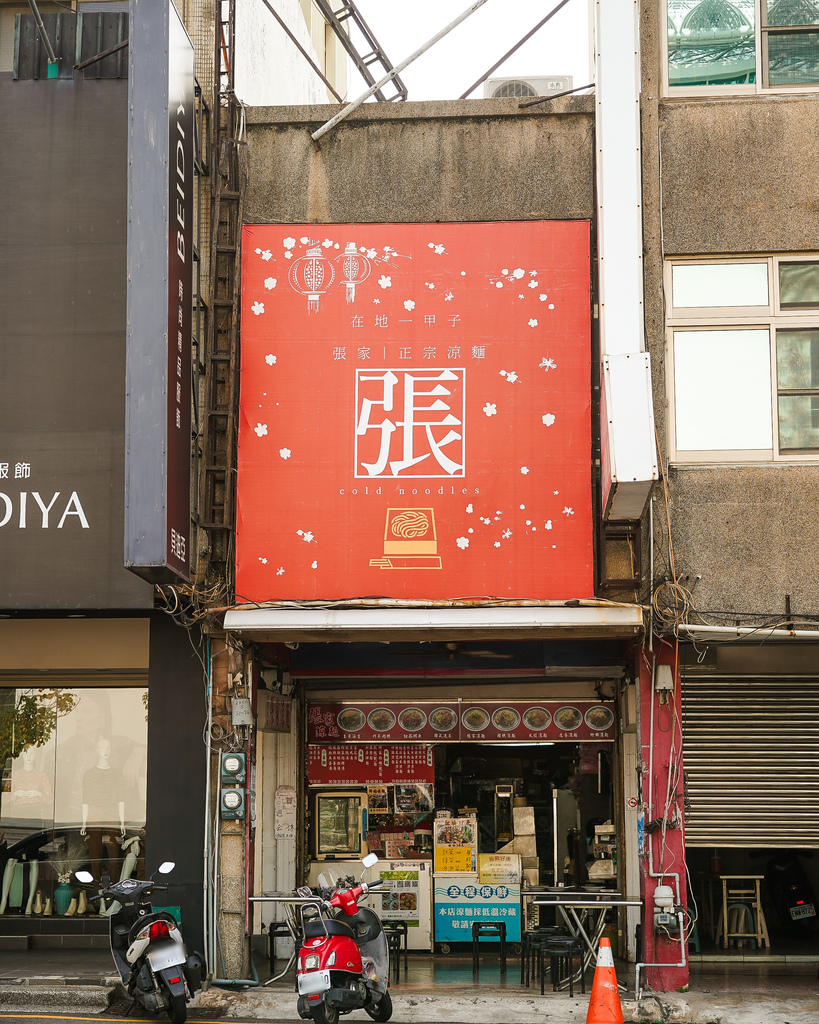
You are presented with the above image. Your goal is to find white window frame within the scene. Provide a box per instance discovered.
[665,255,819,464]
[662,0,819,97]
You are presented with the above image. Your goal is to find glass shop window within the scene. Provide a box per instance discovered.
[666,0,819,91]
[0,687,147,888]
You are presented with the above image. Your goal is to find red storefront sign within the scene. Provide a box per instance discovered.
[237,221,591,601]
[306,701,615,744]
[306,744,435,786]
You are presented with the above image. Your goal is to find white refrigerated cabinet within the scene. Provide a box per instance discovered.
[307,858,433,950]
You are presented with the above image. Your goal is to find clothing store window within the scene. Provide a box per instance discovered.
[0,686,147,910]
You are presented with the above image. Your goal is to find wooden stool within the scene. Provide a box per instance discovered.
[719,875,769,949]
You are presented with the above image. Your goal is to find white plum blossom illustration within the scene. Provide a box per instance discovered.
[444,291,454,301]
[520,466,530,475]
[545,520,553,530]
[549,304,555,309]
[322,238,333,247]
[540,294,549,301]
[502,268,509,275]
[456,536,469,550]
[403,299,416,311]
[251,301,265,316]
[496,510,502,515]
[434,244,446,254]
[283,236,296,248]
[279,448,291,460]
[258,557,268,564]
[499,370,519,383]
[519,294,525,299]
[334,243,340,249]
[502,529,512,539]
[512,268,525,279]
[528,319,538,328]
[254,423,268,437]
[526,519,532,525]
[264,277,277,290]
[276,566,285,575]
[496,281,503,289]
[378,275,392,289]
[467,528,474,534]
[554,490,560,495]
[460,271,466,276]
[494,541,501,548]
[265,354,277,365]
[520,504,526,510]
[297,530,315,543]
[300,236,309,244]
[529,270,537,276]
[539,357,557,371]
[528,280,538,289]
[466,504,474,513]
[311,560,318,569]
[284,251,293,259]
[373,298,380,304]
[563,507,575,516]
[483,403,497,417]
[367,249,377,259]
[255,248,273,262]
[542,413,556,426]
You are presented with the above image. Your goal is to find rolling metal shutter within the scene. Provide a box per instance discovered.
[682,676,819,848]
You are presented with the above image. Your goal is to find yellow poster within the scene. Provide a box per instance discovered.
[435,846,474,872]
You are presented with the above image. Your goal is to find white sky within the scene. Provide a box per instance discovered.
[350,0,592,102]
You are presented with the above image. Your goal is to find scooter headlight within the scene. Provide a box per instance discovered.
[304,954,320,970]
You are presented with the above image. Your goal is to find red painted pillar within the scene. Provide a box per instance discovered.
[638,644,689,992]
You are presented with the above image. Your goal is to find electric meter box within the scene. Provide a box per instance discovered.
[221,751,246,785]
[220,787,246,820]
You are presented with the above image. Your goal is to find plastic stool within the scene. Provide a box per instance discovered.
[542,936,584,997]
[688,920,701,954]
[383,921,408,975]
[471,921,507,976]
[522,927,568,986]
[385,930,402,982]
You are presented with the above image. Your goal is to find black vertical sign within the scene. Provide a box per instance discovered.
[166,11,193,579]
[126,0,192,582]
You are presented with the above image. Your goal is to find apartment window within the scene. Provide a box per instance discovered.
[666,0,819,92]
[667,257,819,461]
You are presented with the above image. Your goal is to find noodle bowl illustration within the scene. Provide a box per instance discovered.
[390,510,430,538]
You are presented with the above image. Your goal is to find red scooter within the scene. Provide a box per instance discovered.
[295,853,392,1024]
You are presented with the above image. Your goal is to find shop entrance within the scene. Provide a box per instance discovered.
[304,694,620,954]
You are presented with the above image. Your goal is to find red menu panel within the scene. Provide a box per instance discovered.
[306,744,435,785]
[306,701,615,744]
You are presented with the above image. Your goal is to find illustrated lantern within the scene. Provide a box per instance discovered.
[336,241,371,304]
[289,243,335,314]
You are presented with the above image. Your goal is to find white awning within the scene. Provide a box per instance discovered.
[222,605,644,642]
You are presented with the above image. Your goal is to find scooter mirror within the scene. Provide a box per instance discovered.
[75,870,94,884]
[361,852,379,869]
[158,861,175,874]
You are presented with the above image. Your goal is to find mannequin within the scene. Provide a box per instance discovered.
[80,738,126,880]
[1,748,50,914]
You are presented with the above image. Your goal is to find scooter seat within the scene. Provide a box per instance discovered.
[304,919,355,940]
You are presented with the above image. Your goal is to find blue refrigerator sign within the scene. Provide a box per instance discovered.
[433,878,521,942]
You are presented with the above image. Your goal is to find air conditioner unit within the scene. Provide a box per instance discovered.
[484,75,572,99]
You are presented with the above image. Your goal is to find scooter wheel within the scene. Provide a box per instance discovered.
[311,1001,339,1024]
[167,994,187,1024]
[365,991,393,1022]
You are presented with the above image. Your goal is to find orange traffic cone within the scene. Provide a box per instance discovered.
[586,937,623,1024]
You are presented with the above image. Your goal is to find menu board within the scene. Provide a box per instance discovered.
[307,700,615,743]
[434,817,478,873]
[307,744,434,785]
[378,866,422,922]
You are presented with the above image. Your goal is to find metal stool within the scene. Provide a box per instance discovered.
[542,936,584,997]
[382,920,409,975]
[385,930,402,982]
[471,920,507,976]
[522,927,568,987]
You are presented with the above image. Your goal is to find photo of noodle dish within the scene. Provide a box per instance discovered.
[337,708,366,732]
[492,707,520,731]
[367,707,396,732]
[463,707,490,731]
[585,706,614,730]
[429,707,457,731]
[398,707,427,731]
[554,706,582,730]
[523,707,551,730]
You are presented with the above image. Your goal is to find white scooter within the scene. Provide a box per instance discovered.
[75,861,205,1024]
